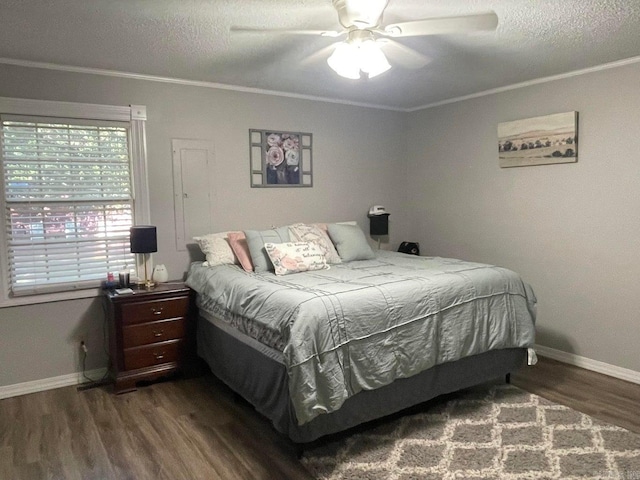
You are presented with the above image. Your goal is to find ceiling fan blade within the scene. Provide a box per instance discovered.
[377,39,431,69]
[384,11,498,37]
[230,26,343,37]
[300,44,339,67]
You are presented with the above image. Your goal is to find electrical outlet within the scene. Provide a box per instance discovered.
[80,340,88,353]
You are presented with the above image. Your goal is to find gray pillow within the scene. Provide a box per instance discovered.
[327,223,375,262]
[244,226,291,272]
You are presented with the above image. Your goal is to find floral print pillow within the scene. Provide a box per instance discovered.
[193,232,240,267]
[264,242,329,276]
[288,223,342,264]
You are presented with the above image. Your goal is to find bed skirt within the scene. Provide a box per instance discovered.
[197,313,527,443]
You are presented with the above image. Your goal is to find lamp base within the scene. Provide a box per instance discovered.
[134,278,156,290]
[135,253,156,290]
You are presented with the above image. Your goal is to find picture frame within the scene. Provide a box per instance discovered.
[498,111,578,168]
[249,129,313,187]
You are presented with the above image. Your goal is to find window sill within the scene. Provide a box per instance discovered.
[0,287,102,308]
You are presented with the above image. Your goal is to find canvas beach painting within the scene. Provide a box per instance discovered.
[498,111,578,167]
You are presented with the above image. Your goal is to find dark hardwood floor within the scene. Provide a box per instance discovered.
[0,374,312,480]
[512,355,640,434]
[1,355,638,479]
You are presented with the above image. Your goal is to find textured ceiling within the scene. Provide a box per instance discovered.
[0,0,639,110]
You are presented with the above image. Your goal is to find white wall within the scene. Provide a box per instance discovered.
[406,62,640,372]
[0,63,409,387]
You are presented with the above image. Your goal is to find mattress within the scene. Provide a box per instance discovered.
[197,310,527,443]
[186,251,537,425]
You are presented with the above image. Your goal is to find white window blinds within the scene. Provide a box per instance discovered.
[1,116,135,296]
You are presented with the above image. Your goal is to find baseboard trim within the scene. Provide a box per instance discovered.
[535,344,640,385]
[0,368,108,400]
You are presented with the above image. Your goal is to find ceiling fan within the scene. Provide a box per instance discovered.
[231,0,498,80]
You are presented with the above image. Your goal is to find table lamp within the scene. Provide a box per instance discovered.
[130,225,157,289]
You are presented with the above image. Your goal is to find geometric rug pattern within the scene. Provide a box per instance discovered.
[301,385,640,480]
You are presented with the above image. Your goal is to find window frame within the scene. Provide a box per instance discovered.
[0,97,149,307]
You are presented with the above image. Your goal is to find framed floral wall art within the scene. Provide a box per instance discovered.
[249,129,313,187]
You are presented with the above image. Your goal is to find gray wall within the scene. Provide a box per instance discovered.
[406,62,640,372]
[2,59,639,388]
[0,298,105,386]
[0,63,409,387]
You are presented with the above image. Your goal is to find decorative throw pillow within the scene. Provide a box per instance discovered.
[244,226,291,272]
[227,232,253,272]
[327,223,376,262]
[193,232,239,267]
[264,242,329,276]
[289,223,341,264]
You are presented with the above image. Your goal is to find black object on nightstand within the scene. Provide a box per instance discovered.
[104,282,197,393]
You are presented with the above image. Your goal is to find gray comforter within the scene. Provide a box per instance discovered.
[186,251,536,425]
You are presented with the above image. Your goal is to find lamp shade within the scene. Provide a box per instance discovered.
[130,226,157,254]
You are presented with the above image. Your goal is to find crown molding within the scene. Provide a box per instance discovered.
[0,57,404,112]
[2,55,640,113]
[408,55,640,112]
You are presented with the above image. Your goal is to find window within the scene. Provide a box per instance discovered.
[0,98,149,305]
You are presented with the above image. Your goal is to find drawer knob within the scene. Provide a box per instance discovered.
[153,352,166,360]
[153,330,164,337]
[151,307,164,315]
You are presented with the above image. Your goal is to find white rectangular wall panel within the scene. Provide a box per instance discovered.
[172,139,215,251]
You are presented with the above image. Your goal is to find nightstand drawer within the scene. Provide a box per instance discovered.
[124,340,183,370]
[121,297,189,325]
[122,318,186,348]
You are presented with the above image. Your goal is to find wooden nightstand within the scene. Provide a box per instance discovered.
[104,282,196,393]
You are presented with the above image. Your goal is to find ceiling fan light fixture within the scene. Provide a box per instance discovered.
[359,40,391,77]
[233,4,499,80]
[328,33,391,80]
[327,42,361,79]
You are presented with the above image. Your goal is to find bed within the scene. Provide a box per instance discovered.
[186,246,537,444]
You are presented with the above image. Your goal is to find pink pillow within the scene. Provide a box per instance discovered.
[227,232,254,272]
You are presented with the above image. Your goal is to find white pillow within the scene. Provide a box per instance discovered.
[289,223,341,264]
[193,232,239,267]
[264,242,329,276]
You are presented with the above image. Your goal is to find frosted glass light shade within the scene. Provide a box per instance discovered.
[359,40,391,77]
[327,42,361,79]
[327,39,391,79]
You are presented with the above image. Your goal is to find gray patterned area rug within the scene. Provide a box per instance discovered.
[301,385,640,480]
